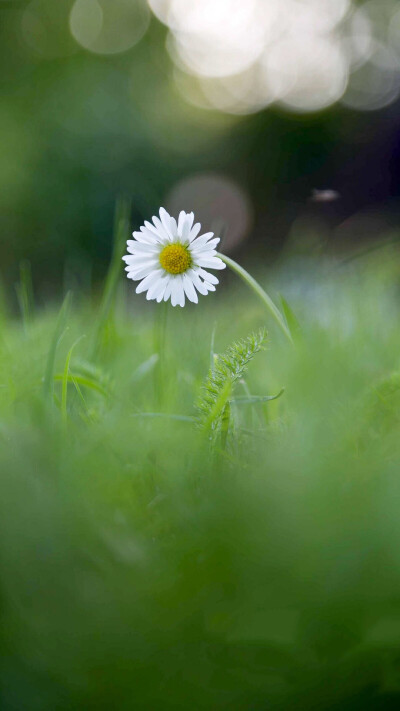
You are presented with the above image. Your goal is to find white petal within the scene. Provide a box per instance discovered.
[140,226,164,243]
[193,237,220,251]
[124,255,159,268]
[152,216,171,242]
[126,262,158,280]
[132,230,157,245]
[125,259,159,273]
[170,279,179,307]
[196,257,226,270]
[156,277,170,302]
[129,268,155,282]
[144,220,162,236]
[190,232,214,249]
[163,279,173,302]
[182,274,198,304]
[197,268,219,285]
[182,212,194,242]
[192,250,218,261]
[159,207,174,240]
[136,270,163,294]
[204,282,216,291]
[127,241,159,255]
[177,211,186,237]
[126,267,159,280]
[194,270,216,292]
[177,275,185,307]
[171,277,184,307]
[127,269,152,281]
[144,221,168,245]
[187,269,208,296]
[188,223,201,242]
[147,276,168,301]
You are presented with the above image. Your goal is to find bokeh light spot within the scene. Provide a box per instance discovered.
[147,0,400,115]
[263,37,349,112]
[342,43,400,111]
[166,174,253,254]
[21,0,77,58]
[70,0,150,55]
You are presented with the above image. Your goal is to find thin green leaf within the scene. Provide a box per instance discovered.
[91,196,131,358]
[131,354,159,383]
[61,336,86,423]
[43,292,72,399]
[219,254,293,343]
[279,294,301,339]
[71,376,93,421]
[54,373,109,398]
[232,389,285,404]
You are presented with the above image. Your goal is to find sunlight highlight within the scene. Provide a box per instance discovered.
[147,0,400,114]
[70,0,150,55]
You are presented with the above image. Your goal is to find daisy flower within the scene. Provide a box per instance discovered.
[123,208,226,307]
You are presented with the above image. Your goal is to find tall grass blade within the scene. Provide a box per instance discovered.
[54,373,109,398]
[42,291,72,400]
[60,336,86,423]
[219,254,293,343]
[232,389,285,404]
[91,196,130,358]
[131,354,159,383]
[279,294,301,340]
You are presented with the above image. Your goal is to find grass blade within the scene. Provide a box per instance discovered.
[91,196,131,358]
[279,294,301,340]
[131,354,159,383]
[61,336,86,423]
[232,389,285,404]
[219,254,293,344]
[42,291,72,400]
[54,373,109,398]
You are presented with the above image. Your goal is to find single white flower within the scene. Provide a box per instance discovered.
[123,208,226,307]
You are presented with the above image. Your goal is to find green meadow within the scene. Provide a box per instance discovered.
[2,217,400,709]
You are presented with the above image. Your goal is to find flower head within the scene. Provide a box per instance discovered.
[123,208,226,307]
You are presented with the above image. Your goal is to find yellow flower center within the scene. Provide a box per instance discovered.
[159,243,192,275]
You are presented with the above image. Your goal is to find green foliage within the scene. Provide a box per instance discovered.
[1,254,400,709]
[366,371,400,433]
[196,329,267,441]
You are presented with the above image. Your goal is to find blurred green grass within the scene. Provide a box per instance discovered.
[2,245,400,709]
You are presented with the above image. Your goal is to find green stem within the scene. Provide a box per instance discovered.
[219,254,293,344]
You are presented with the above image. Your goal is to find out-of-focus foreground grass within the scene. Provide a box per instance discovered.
[2,245,400,710]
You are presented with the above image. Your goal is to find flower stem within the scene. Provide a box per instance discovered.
[219,254,293,344]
